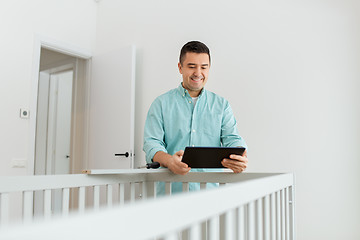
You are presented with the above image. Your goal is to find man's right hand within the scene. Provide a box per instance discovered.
[153,150,191,175]
[167,150,191,175]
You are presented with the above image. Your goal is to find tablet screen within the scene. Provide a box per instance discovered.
[181,147,246,168]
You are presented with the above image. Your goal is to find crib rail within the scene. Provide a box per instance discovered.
[0,171,295,240]
[0,169,163,225]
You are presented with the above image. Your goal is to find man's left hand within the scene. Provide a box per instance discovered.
[221,149,248,173]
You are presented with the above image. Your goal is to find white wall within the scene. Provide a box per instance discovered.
[1,0,359,238]
[95,0,360,239]
[0,0,97,177]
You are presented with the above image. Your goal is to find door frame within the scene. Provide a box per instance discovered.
[29,34,92,175]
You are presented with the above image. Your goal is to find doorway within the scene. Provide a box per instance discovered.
[33,48,89,215]
[35,57,74,175]
[34,48,88,176]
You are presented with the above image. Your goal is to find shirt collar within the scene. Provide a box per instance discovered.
[177,82,206,98]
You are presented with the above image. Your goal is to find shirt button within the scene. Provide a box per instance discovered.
[189,101,191,103]
[192,129,196,132]
[192,145,195,147]
[182,94,185,97]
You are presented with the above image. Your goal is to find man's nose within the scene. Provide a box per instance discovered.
[193,67,201,76]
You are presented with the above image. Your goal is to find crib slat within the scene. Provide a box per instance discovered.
[237,206,246,240]
[144,182,155,200]
[141,182,148,200]
[201,182,208,240]
[119,183,125,205]
[163,232,178,240]
[285,187,290,240]
[107,184,113,207]
[43,189,51,219]
[263,195,270,240]
[276,191,281,240]
[248,202,255,240]
[208,215,219,240]
[289,186,295,240]
[256,198,263,240]
[182,182,189,192]
[62,188,70,216]
[130,182,136,202]
[165,182,171,195]
[270,192,276,240]
[218,180,227,238]
[189,222,201,239]
[281,189,286,240]
[138,182,144,201]
[78,186,85,213]
[228,210,236,240]
[22,191,33,223]
[93,186,100,210]
[0,193,9,226]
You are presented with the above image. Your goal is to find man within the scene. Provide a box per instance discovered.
[143,41,248,194]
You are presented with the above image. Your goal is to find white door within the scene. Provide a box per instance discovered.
[49,71,73,213]
[51,71,73,174]
[35,69,73,175]
[88,46,136,169]
[34,69,73,216]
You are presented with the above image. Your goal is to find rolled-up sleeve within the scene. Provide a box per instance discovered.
[143,98,168,163]
[221,101,247,148]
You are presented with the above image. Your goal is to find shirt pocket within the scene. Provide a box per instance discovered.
[201,113,222,137]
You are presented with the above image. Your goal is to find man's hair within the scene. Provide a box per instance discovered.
[179,41,211,65]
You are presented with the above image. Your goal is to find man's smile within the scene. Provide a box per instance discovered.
[190,76,203,82]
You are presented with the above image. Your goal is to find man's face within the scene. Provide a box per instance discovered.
[178,52,210,97]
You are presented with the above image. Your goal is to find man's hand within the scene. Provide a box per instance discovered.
[221,149,248,173]
[153,150,191,175]
[167,150,191,175]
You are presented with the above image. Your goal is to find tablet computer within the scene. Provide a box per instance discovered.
[182,146,246,168]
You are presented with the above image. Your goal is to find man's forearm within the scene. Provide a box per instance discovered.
[153,150,190,175]
[153,151,173,168]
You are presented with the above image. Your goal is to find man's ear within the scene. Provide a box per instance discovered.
[178,62,182,74]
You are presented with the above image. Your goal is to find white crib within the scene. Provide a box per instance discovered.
[0,170,295,240]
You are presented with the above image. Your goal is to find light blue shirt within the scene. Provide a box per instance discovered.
[143,83,247,195]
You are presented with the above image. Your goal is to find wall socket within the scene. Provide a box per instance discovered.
[20,108,30,119]
[11,159,27,168]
